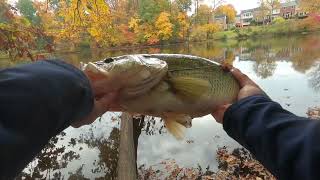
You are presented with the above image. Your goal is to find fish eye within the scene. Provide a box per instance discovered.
[104,57,114,63]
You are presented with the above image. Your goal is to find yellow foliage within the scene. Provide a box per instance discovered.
[155,12,173,41]
[190,23,221,41]
[140,23,159,44]
[177,12,190,39]
[128,17,141,33]
[33,1,59,37]
[203,23,221,34]
[300,0,320,13]
[215,4,237,23]
[190,25,207,41]
[56,0,116,47]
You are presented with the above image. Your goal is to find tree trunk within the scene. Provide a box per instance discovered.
[117,113,137,180]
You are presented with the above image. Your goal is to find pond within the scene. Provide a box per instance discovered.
[8,33,320,179]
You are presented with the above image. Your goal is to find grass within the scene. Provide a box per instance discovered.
[212,30,237,40]
[212,17,320,41]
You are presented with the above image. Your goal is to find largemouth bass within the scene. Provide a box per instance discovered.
[83,54,240,139]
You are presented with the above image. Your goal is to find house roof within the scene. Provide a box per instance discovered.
[281,1,298,7]
[214,15,227,19]
[239,1,299,15]
[241,7,259,14]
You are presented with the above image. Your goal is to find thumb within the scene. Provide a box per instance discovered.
[95,92,119,115]
[211,104,231,124]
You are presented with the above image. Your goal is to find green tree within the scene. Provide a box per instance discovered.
[138,0,170,23]
[175,0,192,12]
[15,0,40,25]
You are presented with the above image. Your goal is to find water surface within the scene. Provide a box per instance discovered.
[8,33,320,179]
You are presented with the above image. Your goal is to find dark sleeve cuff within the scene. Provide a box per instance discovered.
[222,95,273,147]
[0,59,94,141]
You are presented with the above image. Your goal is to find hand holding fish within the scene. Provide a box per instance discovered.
[71,71,120,128]
[211,65,266,124]
[81,54,242,139]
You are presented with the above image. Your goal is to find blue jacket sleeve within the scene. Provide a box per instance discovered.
[0,60,94,178]
[223,95,320,180]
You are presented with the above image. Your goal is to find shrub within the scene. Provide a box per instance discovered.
[190,26,207,41]
[272,17,285,24]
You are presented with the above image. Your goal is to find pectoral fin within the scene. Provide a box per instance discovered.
[169,76,210,101]
[163,114,192,140]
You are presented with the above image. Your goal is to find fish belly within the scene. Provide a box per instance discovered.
[119,81,222,118]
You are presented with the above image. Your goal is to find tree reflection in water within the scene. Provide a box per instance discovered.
[237,34,320,78]
[308,63,320,92]
[251,48,277,79]
[142,116,166,136]
[86,127,120,179]
[18,132,80,179]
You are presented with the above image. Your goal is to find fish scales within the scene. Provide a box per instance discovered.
[160,57,238,100]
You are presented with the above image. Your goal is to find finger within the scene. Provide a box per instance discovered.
[230,68,258,88]
[95,92,119,114]
[92,78,121,97]
[211,104,231,124]
[85,70,106,81]
[108,102,123,111]
[221,63,233,72]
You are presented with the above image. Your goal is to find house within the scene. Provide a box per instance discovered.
[235,15,241,27]
[271,8,281,19]
[214,15,227,30]
[240,8,259,26]
[280,1,308,19]
[280,1,298,19]
[238,0,308,27]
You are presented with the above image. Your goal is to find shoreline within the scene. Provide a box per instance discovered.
[1,29,319,60]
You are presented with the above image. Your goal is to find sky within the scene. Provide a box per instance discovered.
[203,0,260,13]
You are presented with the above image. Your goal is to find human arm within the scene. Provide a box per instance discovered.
[212,67,320,180]
[0,60,117,178]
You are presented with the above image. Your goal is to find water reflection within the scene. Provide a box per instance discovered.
[308,63,320,92]
[14,33,320,178]
[50,33,320,80]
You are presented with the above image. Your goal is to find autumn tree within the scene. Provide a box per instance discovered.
[138,0,170,23]
[256,1,269,25]
[15,0,40,25]
[155,12,173,41]
[300,0,320,13]
[0,0,51,61]
[203,23,220,39]
[260,0,281,21]
[176,12,190,40]
[175,0,192,12]
[215,4,237,24]
[211,0,226,10]
[194,4,213,25]
[57,0,117,48]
